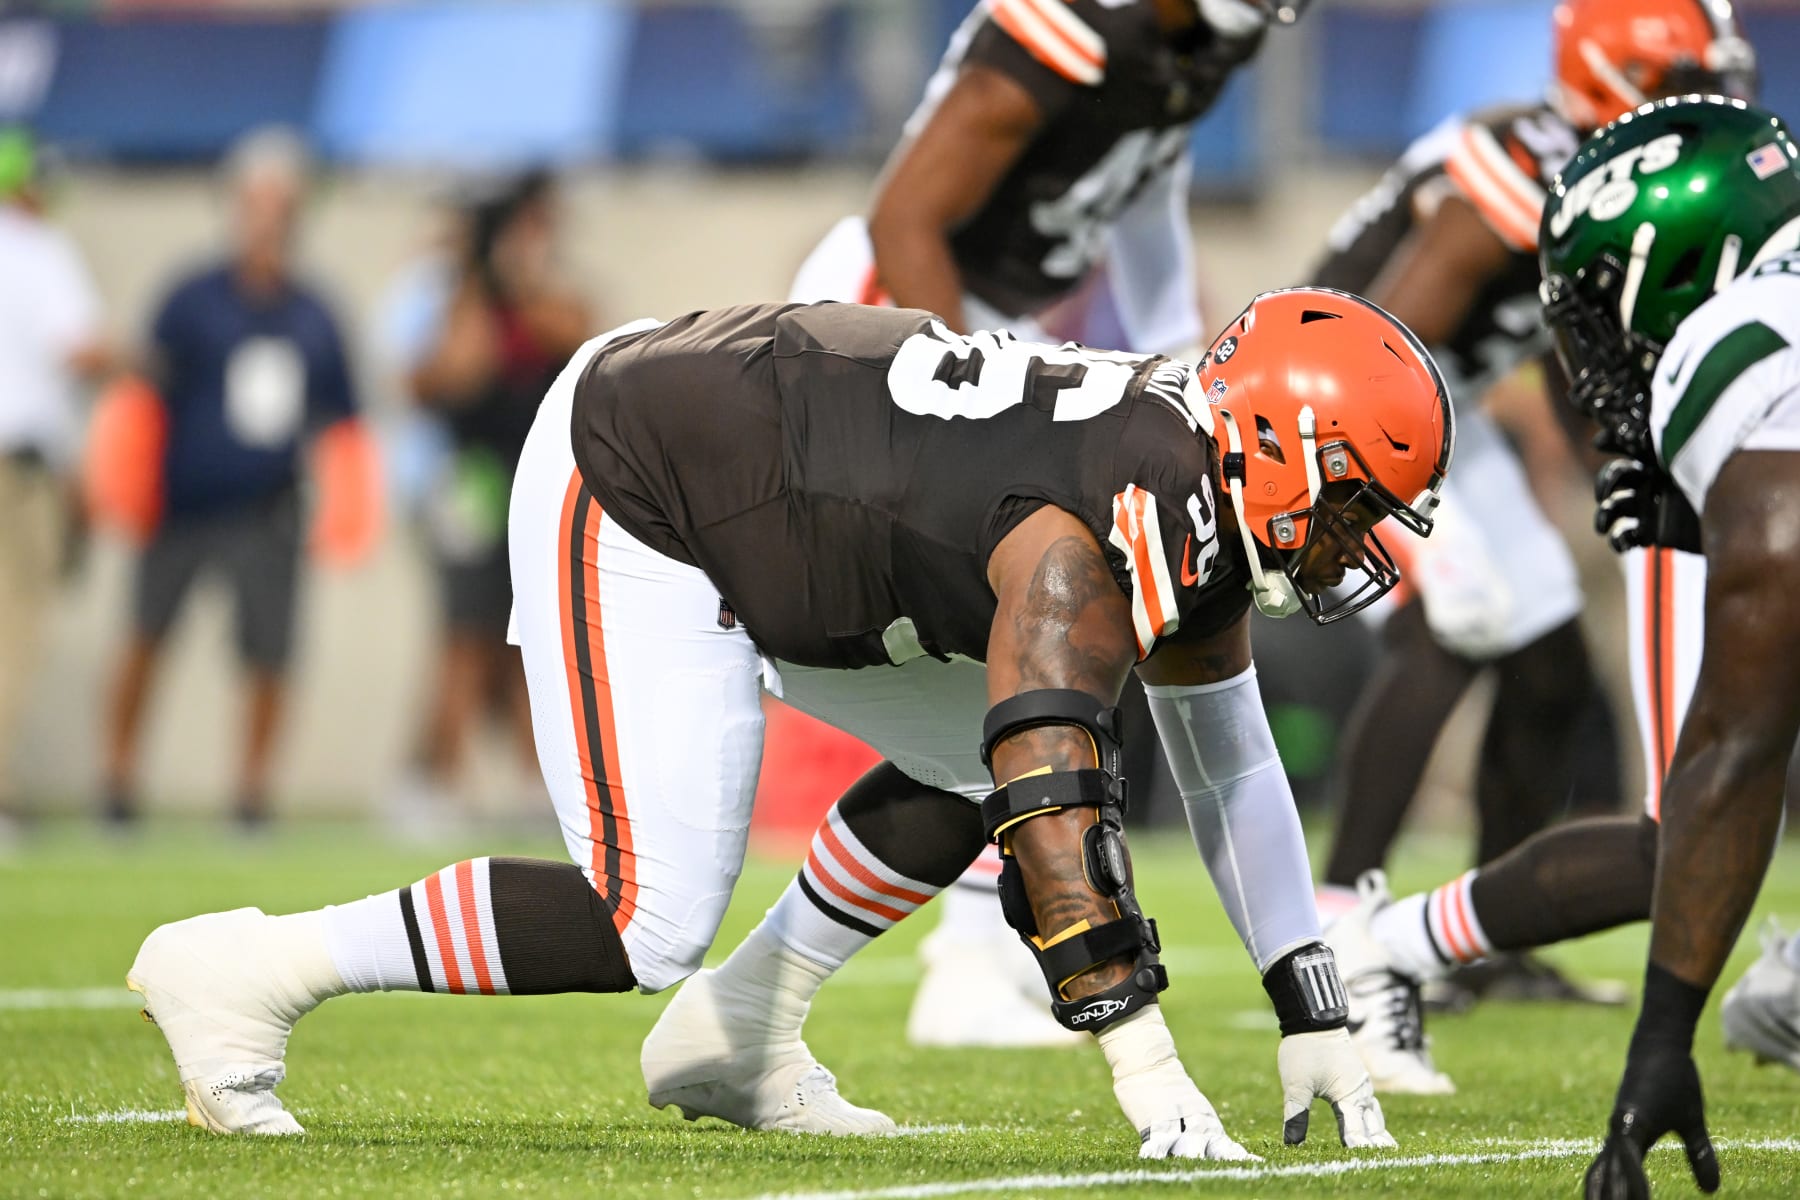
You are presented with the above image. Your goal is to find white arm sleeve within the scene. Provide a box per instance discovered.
[1144,667,1320,973]
[1101,153,1204,357]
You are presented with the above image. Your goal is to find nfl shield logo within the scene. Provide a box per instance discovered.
[1748,142,1789,180]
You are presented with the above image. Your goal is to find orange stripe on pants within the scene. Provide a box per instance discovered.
[558,473,639,933]
[1658,548,1677,781]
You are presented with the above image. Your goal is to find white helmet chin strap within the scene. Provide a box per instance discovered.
[1218,406,1303,619]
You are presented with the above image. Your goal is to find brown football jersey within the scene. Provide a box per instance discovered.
[571,301,1249,669]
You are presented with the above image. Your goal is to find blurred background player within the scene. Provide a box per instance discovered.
[0,126,111,835]
[99,129,364,828]
[1303,0,1754,1070]
[787,0,1296,1048]
[382,171,592,831]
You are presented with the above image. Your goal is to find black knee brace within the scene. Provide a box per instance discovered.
[979,689,1167,1033]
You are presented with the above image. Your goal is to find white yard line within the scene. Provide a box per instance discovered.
[736,1138,1800,1200]
[60,1109,188,1125]
[0,987,140,1010]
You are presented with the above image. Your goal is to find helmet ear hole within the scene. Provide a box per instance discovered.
[1254,414,1286,463]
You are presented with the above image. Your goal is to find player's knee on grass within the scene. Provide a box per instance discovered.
[488,858,637,994]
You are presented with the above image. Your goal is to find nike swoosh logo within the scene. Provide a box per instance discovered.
[1180,535,1200,587]
[1664,345,1692,387]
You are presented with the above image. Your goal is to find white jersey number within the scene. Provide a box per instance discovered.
[887,321,1144,422]
[1031,127,1188,281]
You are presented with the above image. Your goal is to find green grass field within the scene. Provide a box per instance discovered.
[5,824,1800,1198]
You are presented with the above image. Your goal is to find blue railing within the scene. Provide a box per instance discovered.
[0,1,1793,187]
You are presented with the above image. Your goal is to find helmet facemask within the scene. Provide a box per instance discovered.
[1218,408,1438,624]
[1541,253,1661,458]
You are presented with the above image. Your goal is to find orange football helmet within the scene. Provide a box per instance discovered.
[1551,0,1756,131]
[1186,288,1454,623]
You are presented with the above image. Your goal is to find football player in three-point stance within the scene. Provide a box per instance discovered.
[1305,0,1756,1092]
[1536,96,1800,1199]
[126,288,1446,1155]
[788,0,1303,1047]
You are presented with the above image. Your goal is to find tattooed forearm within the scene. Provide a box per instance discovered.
[1010,808,1131,998]
[983,529,1140,1000]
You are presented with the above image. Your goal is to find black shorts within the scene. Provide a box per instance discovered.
[436,534,513,636]
[134,491,302,670]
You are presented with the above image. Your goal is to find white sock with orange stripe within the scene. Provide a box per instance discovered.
[708,803,952,1044]
[1371,871,1493,983]
[314,857,632,998]
[321,858,513,995]
[768,800,941,970]
[319,893,416,993]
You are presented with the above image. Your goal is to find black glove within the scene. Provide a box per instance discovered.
[1583,1042,1720,1199]
[1594,459,1703,555]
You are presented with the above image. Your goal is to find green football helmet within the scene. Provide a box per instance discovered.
[1539,95,1800,456]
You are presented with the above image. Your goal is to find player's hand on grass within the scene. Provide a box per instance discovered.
[1126,1073,1256,1161]
[1277,1028,1397,1149]
[1584,1043,1720,1199]
[1097,1007,1258,1161]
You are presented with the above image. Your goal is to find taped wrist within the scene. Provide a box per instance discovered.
[1262,942,1348,1036]
[981,688,1164,1034]
[1629,962,1708,1056]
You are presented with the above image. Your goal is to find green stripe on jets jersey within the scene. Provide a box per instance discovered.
[1663,321,1790,467]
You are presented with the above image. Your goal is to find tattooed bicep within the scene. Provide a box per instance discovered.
[1010,535,1135,698]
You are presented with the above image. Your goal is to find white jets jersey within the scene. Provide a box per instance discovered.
[1651,252,1800,514]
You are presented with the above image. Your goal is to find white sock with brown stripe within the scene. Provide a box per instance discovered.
[1370,871,1492,983]
[695,768,982,1050]
[320,858,512,995]
[767,800,940,970]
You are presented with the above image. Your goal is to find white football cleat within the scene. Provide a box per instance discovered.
[1325,872,1456,1096]
[126,907,342,1135]
[1722,919,1800,1071]
[642,964,896,1135]
[906,927,1083,1048]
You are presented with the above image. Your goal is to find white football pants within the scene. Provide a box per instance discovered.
[1621,546,1705,820]
[1366,405,1584,659]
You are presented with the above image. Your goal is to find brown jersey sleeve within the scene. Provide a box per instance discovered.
[1441,107,1577,254]
[966,0,1109,115]
[1103,469,1234,659]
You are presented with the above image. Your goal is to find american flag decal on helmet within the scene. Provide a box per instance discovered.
[1748,142,1790,181]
